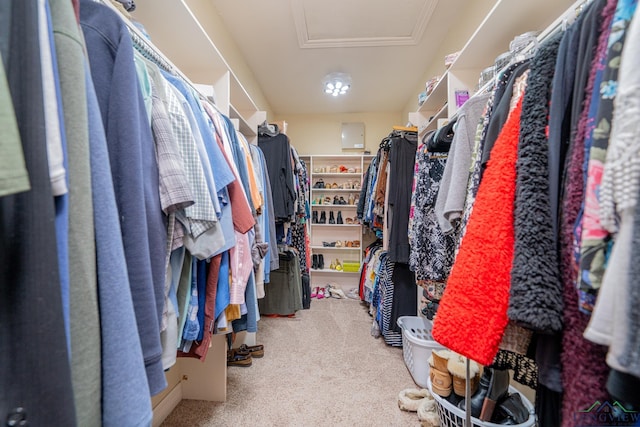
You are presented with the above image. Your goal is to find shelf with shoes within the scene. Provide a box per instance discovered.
[305,154,374,294]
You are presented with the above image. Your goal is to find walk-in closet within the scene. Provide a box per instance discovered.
[3,0,640,426]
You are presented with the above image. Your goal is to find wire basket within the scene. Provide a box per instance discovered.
[427,378,536,427]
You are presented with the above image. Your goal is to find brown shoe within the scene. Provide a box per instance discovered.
[238,344,264,358]
[227,349,252,367]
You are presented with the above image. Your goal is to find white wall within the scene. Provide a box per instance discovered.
[276,112,402,155]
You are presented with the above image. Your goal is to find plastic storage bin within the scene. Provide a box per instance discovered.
[397,316,444,388]
[427,378,536,427]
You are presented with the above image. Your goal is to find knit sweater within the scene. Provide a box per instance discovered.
[432,98,524,366]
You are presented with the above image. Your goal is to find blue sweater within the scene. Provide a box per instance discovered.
[85,59,153,427]
[80,0,167,396]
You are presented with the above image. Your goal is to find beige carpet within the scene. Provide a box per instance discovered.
[161,297,423,426]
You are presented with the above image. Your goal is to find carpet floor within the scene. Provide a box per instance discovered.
[161,297,421,426]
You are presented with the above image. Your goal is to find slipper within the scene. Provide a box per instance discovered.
[398,388,432,412]
[311,287,319,298]
[317,287,326,299]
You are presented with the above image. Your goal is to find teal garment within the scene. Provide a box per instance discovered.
[0,57,30,197]
[133,51,152,125]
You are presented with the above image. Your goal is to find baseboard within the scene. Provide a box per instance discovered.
[152,382,183,427]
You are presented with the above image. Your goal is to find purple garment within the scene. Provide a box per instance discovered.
[560,0,616,424]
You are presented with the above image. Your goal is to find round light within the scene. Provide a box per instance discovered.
[335,81,343,89]
[332,91,339,97]
[326,82,334,90]
[325,88,333,94]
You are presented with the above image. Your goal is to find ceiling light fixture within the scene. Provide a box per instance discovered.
[323,72,351,97]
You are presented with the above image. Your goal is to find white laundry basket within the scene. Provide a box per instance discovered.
[397,316,444,388]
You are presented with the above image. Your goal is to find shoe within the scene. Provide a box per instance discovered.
[238,343,264,358]
[312,254,319,270]
[323,196,332,205]
[335,240,343,248]
[339,196,347,205]
[448,353,481,397]
[348,194,355,205]
[227,349,252,367]
[312,211,319,224]
[479,369,510,422]
[428,349,453,397]
[329,211,335,224]
[458,368,492,418]
[333,196,340,205]
[318,254,325,269]
[317,287,326,299]
[313,179,325,189]
[311,286,319,298]
[337,211,344,224]
[329,259,336,270]
[319,211,327,224]
[327,283,346,299]
[334,259,343,271]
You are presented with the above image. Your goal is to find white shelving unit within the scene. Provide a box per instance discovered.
[409,0,582,137]
[305,155,375,291]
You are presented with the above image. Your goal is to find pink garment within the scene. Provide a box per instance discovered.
[229,230,252,305]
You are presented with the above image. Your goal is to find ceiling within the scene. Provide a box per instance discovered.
[210,0,466,116]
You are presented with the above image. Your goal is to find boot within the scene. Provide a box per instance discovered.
[448,353,481,397]
[312,254,319,270]
[318,254,325,270]
[479,369,510,422]
[329,211,335,224]
[337,211,344,224]
[319,211,327,224]
[458,368,492,418]
[312,210,318,224]
[428,349,453,397]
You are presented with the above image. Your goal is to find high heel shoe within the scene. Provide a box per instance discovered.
[319,211,327,224]
[334,259,343,271]
[336,211,343,224]
[479,368,510,422]
[329,211,336,224]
